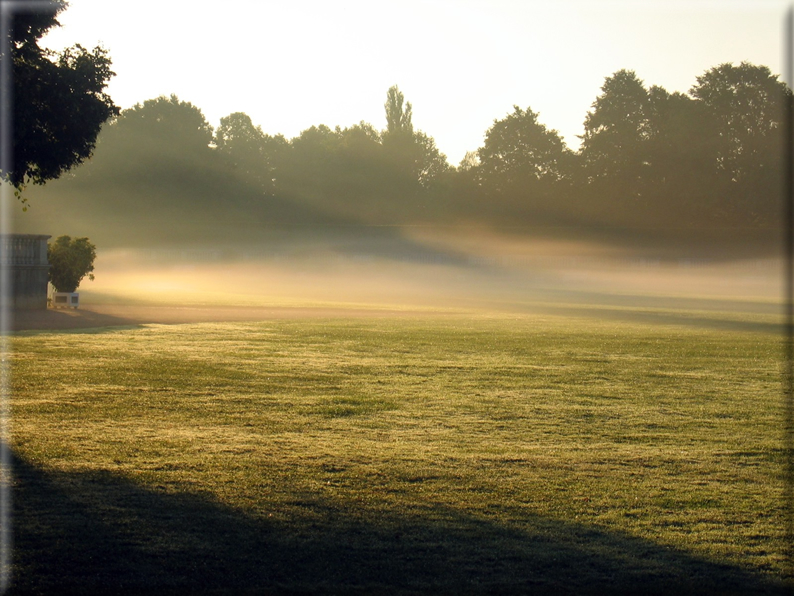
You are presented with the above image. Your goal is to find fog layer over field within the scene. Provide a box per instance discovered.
[84,228,781,317]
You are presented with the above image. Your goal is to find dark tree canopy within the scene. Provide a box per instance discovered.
[579,69,649,196]
[215,112,265,153]
[477,106,572,191]
[115,95,214,154]
[214,111,286,195]
[7,0,118,189]
[571,62,788,229]
[689,62,789,222]
[690,62,787,156]
[641,86,718,217]
[85,94,216,188]
[459,106,575,223]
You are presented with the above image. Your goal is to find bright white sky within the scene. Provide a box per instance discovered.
[41,0,788,166]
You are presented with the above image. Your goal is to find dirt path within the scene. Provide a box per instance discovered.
[9,303,447,332]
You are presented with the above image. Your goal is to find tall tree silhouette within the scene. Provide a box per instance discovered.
[383,85,413,137]
[381,85,449,214]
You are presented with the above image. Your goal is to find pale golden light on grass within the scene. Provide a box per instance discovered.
[10,309,787,590]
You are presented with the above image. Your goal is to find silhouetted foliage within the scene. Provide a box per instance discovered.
[378,86,450,218]
[79,95,217,189]
[14,62,786,253]
[7,0,118,192]
[273,88,450,225]
[47,95,275,244]
[689,62,789,224]
[278,124,344,214]
[214,111,287,197]
[574,63,787,234]
[641,86,718,223]
[384,85,413,137]
[473,106,575,222]
[580,70,651,203]
[333,122,389,218]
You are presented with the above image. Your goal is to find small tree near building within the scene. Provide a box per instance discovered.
[48,235,96,293]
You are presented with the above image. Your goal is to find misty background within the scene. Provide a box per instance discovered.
[10,62,787,307]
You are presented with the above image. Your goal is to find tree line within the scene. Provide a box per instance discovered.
[459,62,787,239]
[22,61,789,249]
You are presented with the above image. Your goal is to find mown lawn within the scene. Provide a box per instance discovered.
[6,306,790,594]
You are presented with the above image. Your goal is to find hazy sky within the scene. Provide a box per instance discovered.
[41,0,788,165]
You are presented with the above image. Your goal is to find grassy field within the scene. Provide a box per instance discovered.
[6,299,790,594]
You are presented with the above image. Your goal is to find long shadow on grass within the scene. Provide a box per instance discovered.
[11,308,138,333]
[8,448,785,595]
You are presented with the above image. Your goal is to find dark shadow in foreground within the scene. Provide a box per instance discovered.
[7,448,786,595]
[10,308,137,333]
